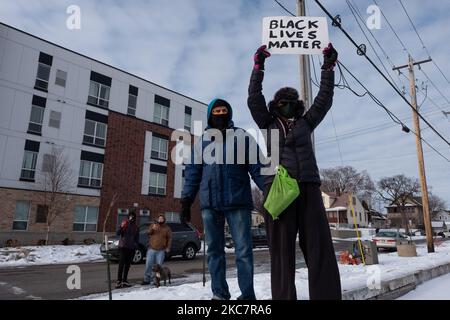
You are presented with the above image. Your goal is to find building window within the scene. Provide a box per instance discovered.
[28,95,46,135]
[20,140,40,181]
[83,119,107,147]
[34,52,52,91]
[55,70,67,87]
[49,111,61,128]
[88,81,110,108]
[12,201,30,231]
[149,165,167,196]
[28,105,45,134]
[151,135,168,160]
[153,95,170,126]
[184,106,192,131]
[149,172,167,195]
[154,103,169,126]
[78,160,103,188]
[87,71,112,108]
[117,209,129,228]
[128,85,138,116]
[73,206,99,232]
[36,205,48,223]
[165,212,180,223]
[21,151,38,181]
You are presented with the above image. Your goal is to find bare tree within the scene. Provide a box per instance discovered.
[37,146,75,245]
[252,187,265,214]
[320,166,375,204]
[102,192,120,240]
[429,193,447,219]
[376,175,420,237]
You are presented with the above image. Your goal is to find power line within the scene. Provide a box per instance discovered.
[313,0,450,148]
[372,0,410,55]
[420,68,450,105]
[345,0,402,91]
[273,0,295,16]
[336,61,450,163]
[397,0,450,85]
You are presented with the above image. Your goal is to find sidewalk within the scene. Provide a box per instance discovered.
[79,241,450,300]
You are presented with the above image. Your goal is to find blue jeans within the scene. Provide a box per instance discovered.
[144,248,165,283]
[202,209,255,300]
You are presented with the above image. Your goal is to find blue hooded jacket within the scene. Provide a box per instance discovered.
[181,98,264,211]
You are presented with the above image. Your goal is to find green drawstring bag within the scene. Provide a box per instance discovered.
[263,165,300,220]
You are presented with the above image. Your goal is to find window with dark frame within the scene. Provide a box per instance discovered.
[153,95,170,126]
[20,140,40,181]
[87,71,111,108]
[12,201,30,231]
[35,205,49,223]
[128,85,138,116]
[78,151,104,188]
[83,110,108,148]
[184,106,192,131]
[73,206,99,232]
[151,134,169,160]
[149,164,167,196]
[34,52,53,91]
[28,95,46,135]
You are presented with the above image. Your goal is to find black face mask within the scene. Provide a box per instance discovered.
[209,115,229,130]
[278,101,298,118]
[158,221,164,225]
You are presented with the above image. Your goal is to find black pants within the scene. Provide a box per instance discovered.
[263,182,342,300]
[117,248,134,282]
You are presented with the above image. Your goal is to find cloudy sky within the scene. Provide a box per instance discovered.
[1,0,449,206]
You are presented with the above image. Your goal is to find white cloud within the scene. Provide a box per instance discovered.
[0,0,448,205]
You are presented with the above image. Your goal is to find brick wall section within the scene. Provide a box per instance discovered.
[0,187,100,244]
[99,111,202,233]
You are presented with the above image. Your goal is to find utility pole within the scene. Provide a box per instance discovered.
[296,0,315,147]
[393,55,434,253]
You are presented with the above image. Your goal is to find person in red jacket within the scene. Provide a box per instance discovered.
[116,209,139,288]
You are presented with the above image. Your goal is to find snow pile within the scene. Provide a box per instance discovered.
[0,244,103,268]
[397,272,450,300]
[80,241,450,300]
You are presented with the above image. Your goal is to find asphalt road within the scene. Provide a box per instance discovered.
[0,241,352,300]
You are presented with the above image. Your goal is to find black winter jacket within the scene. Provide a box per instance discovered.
[247,69,334,185]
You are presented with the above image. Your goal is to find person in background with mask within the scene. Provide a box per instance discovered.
[180,98,264,300]
[246,43,342,300]
[116,209,139,288]
[142,214,172,285]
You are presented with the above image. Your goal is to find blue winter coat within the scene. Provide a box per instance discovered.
[181,98,264,212]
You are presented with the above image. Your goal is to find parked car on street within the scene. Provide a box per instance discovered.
[225,227,268,249]
[100,222,202,264]
[438,231,450,238]
[372,230,408,251]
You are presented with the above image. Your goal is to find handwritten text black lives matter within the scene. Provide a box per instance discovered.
[267,18,323,50]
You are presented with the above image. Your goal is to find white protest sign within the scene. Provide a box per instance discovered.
[262,16,329,54]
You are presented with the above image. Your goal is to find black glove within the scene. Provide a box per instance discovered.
[321,43,338,71]
[180,197,193,224]
[253,45,271,71]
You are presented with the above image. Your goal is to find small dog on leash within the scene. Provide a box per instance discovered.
[152,264,171,287]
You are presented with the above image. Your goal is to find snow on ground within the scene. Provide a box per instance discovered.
[397,272,450,300]
[80,241,450,300]
[0,244,103,268]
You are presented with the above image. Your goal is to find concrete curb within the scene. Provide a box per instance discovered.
[342,262,450,300]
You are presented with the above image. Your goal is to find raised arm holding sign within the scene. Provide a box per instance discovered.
[246,33,341,299]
